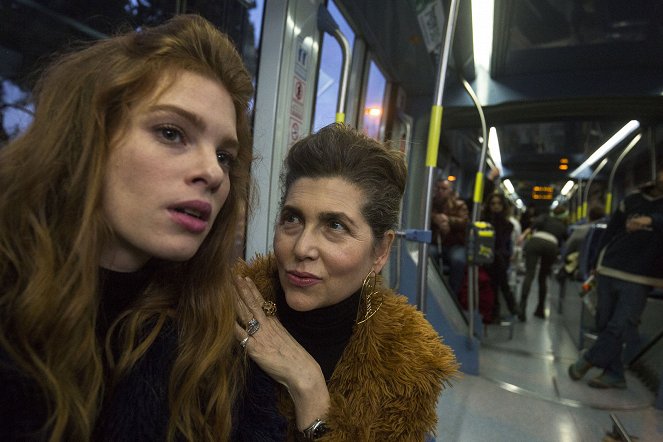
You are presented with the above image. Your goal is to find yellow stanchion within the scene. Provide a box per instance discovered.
[605,192,612,214]
[473,172,484,205]
[425,105,443,167]
[335,112,345,123]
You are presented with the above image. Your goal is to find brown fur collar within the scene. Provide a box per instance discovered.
[237,254,459,441]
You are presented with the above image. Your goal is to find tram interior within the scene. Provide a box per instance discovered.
[2,0,663,440]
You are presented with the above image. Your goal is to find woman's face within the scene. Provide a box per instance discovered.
[489,197,504,214]
[273,177,393,312]
[101,70,239,271]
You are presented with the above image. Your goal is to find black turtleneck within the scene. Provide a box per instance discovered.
[94,261,177,441]
[97,263,155,338]
[275,287,360,381]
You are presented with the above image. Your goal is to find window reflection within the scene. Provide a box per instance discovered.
[361,60,386,140]
[0,0,264,144]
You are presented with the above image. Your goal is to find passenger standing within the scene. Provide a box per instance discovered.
[569,162,663,389]
[482,193,520,319]
[508,201,524,284]
[233,124,458,441]
[520,206,538,232]
[431,179,469,296]
[0,15,253,441]
[518,205,568,320]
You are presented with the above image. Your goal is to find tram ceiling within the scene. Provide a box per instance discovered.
[333,0,661,207]
[439,0,663,207]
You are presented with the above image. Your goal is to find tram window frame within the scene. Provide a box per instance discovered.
[312,0,355,132]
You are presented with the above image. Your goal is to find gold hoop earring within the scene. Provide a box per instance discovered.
[356,270,383,324]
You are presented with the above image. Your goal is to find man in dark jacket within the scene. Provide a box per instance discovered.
[569,162,663,388]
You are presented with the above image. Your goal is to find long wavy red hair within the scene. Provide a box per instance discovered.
[0,15,252,441]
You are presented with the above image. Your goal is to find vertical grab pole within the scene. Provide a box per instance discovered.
[317,5,351,123]
[417,0,461,313]
[606,133,641,213]
[576,181,583,222]
[650,126,657,181]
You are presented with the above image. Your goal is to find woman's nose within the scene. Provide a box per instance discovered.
[190,148,223,192]
[293,228,318,260]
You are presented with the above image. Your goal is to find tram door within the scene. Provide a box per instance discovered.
[247,0,323,258]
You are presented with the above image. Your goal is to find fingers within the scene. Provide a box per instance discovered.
[234,276,279,351]
[235,276,267,320]
[234,322,251,349]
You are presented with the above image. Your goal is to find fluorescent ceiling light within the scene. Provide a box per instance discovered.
[560,180,575,196]
[570,120,640,178]
[471,0,494,72]
[488,127,503,174]
[502,178,515,194]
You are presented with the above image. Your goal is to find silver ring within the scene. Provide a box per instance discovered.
[246,318,260,336]
[240,336,250,348]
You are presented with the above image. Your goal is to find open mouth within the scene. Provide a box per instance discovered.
[175,207,204,220]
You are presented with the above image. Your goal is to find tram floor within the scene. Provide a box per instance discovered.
[434,279,663,442]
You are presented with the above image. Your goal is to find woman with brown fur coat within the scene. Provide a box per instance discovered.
[232,124,458,441]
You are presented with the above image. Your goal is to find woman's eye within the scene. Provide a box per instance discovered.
[216,151,235,169]
[157,125,184,144]
[279,212,300,225]
[328,220,346,231]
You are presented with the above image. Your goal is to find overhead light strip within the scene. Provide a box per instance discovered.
[502,178,515,194]
[569,120,640,178]
[488,127,503,174]
[560,180,575,196]
[471,0,494,72]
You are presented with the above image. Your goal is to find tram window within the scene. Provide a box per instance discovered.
[361,60,386,140]
[0,1,261,145]
[2,80,33,141]
[312,0,355,132]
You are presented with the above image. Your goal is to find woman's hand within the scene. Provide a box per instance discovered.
[234,276,330,430]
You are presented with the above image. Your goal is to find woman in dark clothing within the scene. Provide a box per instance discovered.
[518,205,569,320]
[482,193,520,319]
[0,16,253,441]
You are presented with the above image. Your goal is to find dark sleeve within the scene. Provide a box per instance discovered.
[599,201,627,251]
[651,210,663,231]
[0,350,50,441]
[483,177,495,201]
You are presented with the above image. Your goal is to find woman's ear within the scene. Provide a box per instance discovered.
[373,230,396,273]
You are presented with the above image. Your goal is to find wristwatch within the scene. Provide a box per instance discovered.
[302,418,329,440]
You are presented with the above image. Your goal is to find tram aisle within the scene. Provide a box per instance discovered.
[434,275,663,441]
